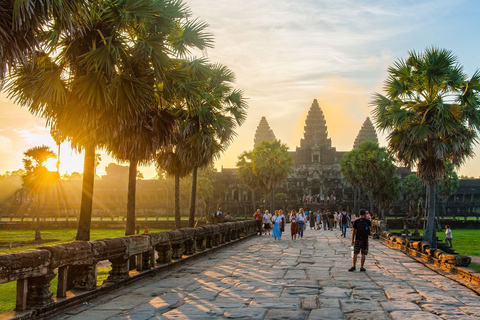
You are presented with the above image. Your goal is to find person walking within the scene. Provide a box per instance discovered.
[349,209,372,272]
[253,209,263,236]
[309,210,316,230]
[279,209,286,234]
[272,211,282,240]
[315,211,321,230]
[327,210,334,231]
[322,211,328,230]
[290,210,298,241]
[445,225,453,249]
[340,209,349,238]
[263,210,272,235]
[297,208,306,239]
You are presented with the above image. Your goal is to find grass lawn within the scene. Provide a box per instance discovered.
[0,228,173,313]
[0,266,112,313]
[0,229,168,254]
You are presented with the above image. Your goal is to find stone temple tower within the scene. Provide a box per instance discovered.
[353,117,378,149]
[254,116,276,148]
[295,99,337,166]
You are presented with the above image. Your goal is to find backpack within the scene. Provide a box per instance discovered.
[341,213,348,224]
[355,218,370,239]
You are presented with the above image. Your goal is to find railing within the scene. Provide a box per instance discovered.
[0,220,257,318]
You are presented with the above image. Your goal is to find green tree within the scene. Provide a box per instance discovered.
[402,173,423,218]
[237,151,260,212]
[341,141,398,218]
[251,140,293,211]
[0,0,83,79]
[178,63,247,227]
[22,145,58,240]
[372,47,480,246]
[437,162,459,219]
[6,0,212,240]
[340,149,362,214]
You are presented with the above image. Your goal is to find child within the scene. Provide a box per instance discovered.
[445,225,453,249]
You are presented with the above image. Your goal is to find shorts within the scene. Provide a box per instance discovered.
[264,223,271,230]
[353,239,369,255]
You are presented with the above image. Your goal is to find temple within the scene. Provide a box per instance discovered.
[253,116,276,148]
[253,99,367,199]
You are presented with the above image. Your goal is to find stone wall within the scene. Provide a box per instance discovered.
[375,222,480,294]
[0,220,257,319]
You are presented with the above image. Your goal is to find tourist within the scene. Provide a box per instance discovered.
[297,208,306,239]
[224,212,233,221]
[279,209,286,233]
[350,212,356,227]
[253,209,263,235]
[349,209,372,272]
[340,209,349,238]
[215,207,223,223]
[445,225,453,249]
[309,210,316,230]
[322,211,328,230]
[327,210,334,230]
[315,211,321,230]
[272,210,282,240]
[334,211,338,229]
[290,210,298,241]
[263,210,272,235]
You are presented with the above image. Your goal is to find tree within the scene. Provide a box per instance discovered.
[22,146,58,240]
[177,62,247,227]
[50,126,66,174]
[340,149,362,214]
[0,0,83,79]
[438,162,459,219]
[372,47,480,246]
[237,151,260,212]
[6,0,212,240]
[340,141,398,218]
[402,173,423,218]
[251,140,293,211]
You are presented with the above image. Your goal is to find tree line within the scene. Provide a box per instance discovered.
[1,0,247,240]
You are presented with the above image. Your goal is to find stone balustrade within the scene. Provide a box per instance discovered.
[0,220,257,317]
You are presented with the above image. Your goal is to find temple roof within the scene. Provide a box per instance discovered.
[300,99,331,149]
[353,117,378,149]
[254,116,276,148]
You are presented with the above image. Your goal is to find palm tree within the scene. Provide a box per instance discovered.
[371,47,480,246]
[5,0,212,240]
[22,145,58,240]
[157,149,192,229]
[106,108,175,235]
[0,0,83,79]
[177,62,247,227]
[50,126,66,174]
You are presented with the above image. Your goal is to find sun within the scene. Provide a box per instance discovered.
[44,157,58,172]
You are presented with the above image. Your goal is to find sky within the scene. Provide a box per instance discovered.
[1,0,480,178]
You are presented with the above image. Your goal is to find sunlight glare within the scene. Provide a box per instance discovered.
[44,157,57,172]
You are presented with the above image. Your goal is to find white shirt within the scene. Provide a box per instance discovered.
[263,213,271,224]
[297,213,305,222]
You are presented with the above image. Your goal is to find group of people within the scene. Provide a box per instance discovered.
[254,207,374,273]
[302,194,337,204]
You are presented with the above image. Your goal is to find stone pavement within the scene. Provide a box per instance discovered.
[51,227,480,320]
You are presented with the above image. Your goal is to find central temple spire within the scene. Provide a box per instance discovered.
[300,99,331,149]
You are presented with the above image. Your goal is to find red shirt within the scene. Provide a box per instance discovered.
[254,212,263,221]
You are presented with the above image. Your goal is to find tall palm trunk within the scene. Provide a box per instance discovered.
[188,166,198,227]
[76,144,96,241]
[424,181,437,247]
[126,159,138,235]
[56,142,61,174]
[174,171,181,229]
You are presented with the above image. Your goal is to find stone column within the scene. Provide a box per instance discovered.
[26,272,56,309]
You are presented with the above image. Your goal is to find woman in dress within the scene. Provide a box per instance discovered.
[272,210,282,240]
[290,210,298,241]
